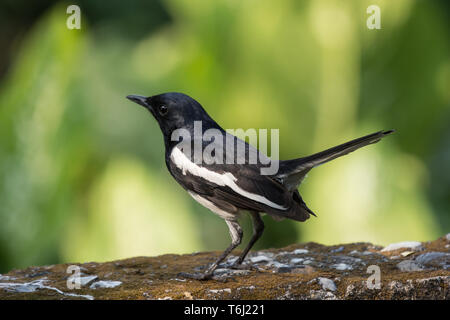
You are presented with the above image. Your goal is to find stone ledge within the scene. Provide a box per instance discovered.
[0,234,449,300]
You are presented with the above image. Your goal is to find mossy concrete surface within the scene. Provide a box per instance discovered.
[0,234,449,300]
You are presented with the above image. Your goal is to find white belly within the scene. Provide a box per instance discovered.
[188,191,238,220]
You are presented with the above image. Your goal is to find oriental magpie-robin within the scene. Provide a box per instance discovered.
[127,92,394,280]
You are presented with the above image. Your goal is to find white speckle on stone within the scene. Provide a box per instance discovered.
[349,250,373,256]
[209,288,231,294]
[303,259,313,265]
[331,246,344,253]
[0,278,93,300]
[90,280,122,289]
[446,233,450,241]
[0,279,47,293]
[266,261,289,268]
[230,269,251,275]
[415,276,450,285]
[332,263,353,271]
[213,268,229,275]
[213,268,250,276]
[309,289,337,300]
[400,251,414,257]
[236,285,255,291]
[381,241,422,252]
[254,251,274,258]
[250,255,272,263]
[290,258,304,264]
[345,284,356,297]
[293,249,309,254]
[170,278,187,282]
[318,277,337,291]
[388,280,402,290]
[0,274,16,281]
[79,275,98,286]
[397,260,424,272]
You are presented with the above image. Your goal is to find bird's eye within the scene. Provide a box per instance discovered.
[158,105,168,115]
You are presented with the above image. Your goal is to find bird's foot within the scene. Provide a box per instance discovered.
[229,261,256,271]
[177,271,213,281]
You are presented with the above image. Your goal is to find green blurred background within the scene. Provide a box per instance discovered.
[0,0,449,273]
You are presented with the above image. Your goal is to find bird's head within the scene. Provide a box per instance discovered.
[126,92,217,138]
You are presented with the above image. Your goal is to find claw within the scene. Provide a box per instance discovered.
[229,263,256,271]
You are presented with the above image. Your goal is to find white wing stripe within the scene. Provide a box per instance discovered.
[171,147,288,210]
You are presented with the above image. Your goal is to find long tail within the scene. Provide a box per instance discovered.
[276,130,394,191]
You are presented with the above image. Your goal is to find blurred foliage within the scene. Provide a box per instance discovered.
[0,0,449,272]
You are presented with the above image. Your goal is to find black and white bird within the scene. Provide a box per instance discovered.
[127,92,394,280]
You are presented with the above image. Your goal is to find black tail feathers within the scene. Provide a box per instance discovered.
[276,130,394,191]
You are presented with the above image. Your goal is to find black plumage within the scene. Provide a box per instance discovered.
[127,92,394,280]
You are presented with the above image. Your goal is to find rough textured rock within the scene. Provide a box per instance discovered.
[0,234,449,300]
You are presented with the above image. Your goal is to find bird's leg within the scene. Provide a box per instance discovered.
[179,219,243,280]
[233,211,264,267]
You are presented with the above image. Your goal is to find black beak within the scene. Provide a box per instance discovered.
[126,94,149,108]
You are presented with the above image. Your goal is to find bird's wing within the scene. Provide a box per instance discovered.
[167,137,292,214]
[211,163,291,212]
